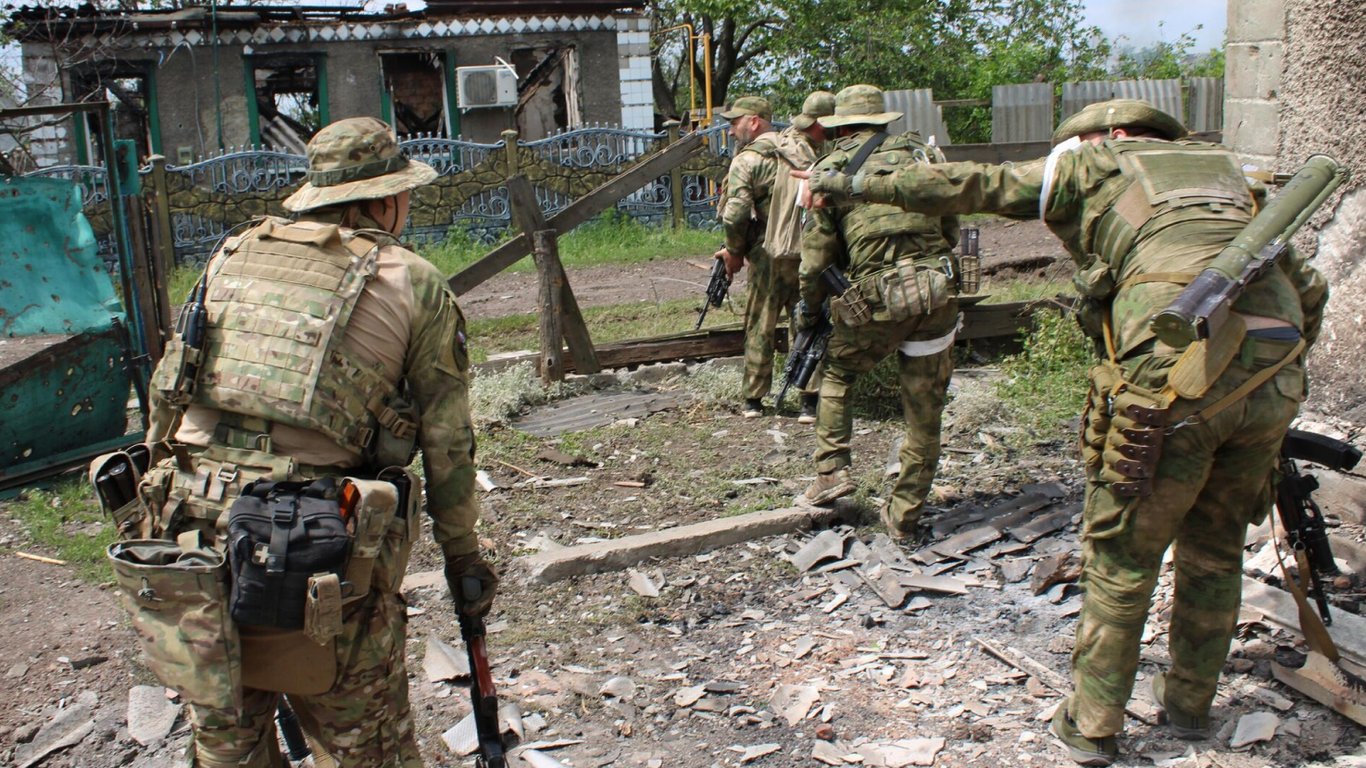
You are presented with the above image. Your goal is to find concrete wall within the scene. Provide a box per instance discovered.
[1225,0,1366,421]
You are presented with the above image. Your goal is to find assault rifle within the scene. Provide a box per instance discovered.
[1277,429,1362,626]
[458,578,507,768]
[695,254,732,330]
[774,266,848,407]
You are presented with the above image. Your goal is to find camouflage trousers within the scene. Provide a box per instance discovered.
[187,592,422,767]
[1068,338,1304,738]
[743,253,816,400]
[813,302,957,528]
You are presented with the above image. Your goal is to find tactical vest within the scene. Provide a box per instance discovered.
[834,132,954,281]
[184,217,404,458]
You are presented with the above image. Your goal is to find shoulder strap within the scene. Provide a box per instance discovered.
[845,132,888,176]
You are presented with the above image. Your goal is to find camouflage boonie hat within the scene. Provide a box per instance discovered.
[819,84,903,128]
[791,90,836,130]
[1052,99,1187,144]
[719,95,773,121]
[282,117,437,212]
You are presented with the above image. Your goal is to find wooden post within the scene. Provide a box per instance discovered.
[145,155,176,351]
[664,120,685,230]
[505,175,602,378]
[533,229,565,383]
[124,196,165,363]
[501,129,520,177]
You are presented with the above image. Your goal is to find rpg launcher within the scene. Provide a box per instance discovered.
[1276,429,1362,626]
[458,578,507,768]
[695,254,732,330]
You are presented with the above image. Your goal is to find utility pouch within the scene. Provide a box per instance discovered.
[862,261,951,323]
[1167,314,1247,400]
[340,475,402,597]
[226,478,351,631]
[304,573,344,645]
[1099,382,1173,497]
[830,284,873,327]
[108,534,241,711]
[90,444,152,537]
[1080,363,1123,473]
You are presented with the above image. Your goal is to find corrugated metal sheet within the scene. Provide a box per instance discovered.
[1060,79,1183,124]
[992,83,1054,143]
[884,88,951,146]
[1187,77,1224,133]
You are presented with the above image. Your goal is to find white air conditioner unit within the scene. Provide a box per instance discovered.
[457,64,518,110]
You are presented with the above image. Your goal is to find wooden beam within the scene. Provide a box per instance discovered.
[533,230,565,383]
[447,131,706,295]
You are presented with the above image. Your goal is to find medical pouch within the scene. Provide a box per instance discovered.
[226,478,350,630]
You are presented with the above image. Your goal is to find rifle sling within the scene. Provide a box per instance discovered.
[1271,512,1341,661]
[845,132,889,177]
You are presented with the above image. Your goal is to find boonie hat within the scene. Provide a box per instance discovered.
[719,95,773,121]
[282,117,437,212]
[818,84,902,128]
[1052,99,1188,144]
[791,90,835,131]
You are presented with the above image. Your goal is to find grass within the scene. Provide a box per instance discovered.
[978,277,1073,305]
[994,307,1093,445]
[4,479,115,582]
[165,213,720,303]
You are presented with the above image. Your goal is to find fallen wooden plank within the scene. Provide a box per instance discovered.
[1241,576,1366,664]
[1271,651,1366,726]
[523,505,848,583]
[975,637,1156,725]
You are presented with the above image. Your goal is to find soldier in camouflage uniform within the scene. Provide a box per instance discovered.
[716,94,831,419]
[803,99,1327,766]
[140,117,497,766]
[795,85,961,540]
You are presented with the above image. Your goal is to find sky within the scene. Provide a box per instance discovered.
[1081,0,1228,52]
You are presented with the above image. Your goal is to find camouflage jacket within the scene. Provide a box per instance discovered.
[801,128,959,309]
[719,130,783,256]
[859,138,1328,358]
[147,214,482,558]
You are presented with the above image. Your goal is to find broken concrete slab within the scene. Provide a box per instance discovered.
[127,685,180,746]
[424,636,470,683]
[770,684,819,727]
[864,737,945,767]
[14,692,97,768]
[524,505,847,583]
[791,529,851,572]
[1229,711,1279,749]
[627,569,661,598]
[731,743,781,763]
[998,558,1032,583]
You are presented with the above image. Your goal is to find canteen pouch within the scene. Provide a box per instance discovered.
[108,535,242,711]
[1098,380,1172,497]
[226,478,351,631]
[860,261,951,323]
[1081,362,1123,474]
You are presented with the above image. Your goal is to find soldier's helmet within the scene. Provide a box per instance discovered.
[818,84,903,128]
[282,117,438,212]
[791,90,836,130]
[1051,99,1188,144]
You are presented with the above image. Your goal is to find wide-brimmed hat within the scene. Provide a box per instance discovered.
[818,84,902,128]
[719,95,773,121]
[791,90,835,131]
[282,117,437,212]
[1052,99,1187,144]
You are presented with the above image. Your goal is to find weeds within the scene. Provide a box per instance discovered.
[994,308,1092,445]
[5,479,114,582]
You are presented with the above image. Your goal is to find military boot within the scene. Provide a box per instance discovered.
[879,503,922,543]
[801,468,856,505]
[1151,672,1212,740]
[1050,703,1118,767]
[797,393,819,425]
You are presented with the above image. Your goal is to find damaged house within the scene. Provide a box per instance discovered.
[9,0,653,167]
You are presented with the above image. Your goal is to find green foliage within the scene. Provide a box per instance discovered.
[1110,24,1225,80]
[421,213,717,276]
[4,479,115,582]
[995,308,1092,442]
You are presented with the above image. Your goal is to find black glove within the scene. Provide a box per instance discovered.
[444,552,499,618]
[794,299,821,332]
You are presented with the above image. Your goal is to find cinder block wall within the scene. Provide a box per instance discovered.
[1225,0,1366,422]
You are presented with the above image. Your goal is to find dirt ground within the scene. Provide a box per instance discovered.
[2,217,1364,768]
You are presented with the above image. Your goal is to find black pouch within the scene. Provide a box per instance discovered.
[227,478,351,630]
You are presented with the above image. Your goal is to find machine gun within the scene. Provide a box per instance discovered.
[458,578,507,768]
[695,254,732,330]
[1151,155,1348,347]
[775,266,849,407]
[1276,429,1362,626]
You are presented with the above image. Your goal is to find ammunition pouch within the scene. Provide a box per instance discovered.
[1080,363,1122,475]
[830,283,873,327]
[90,444,152,538]
[108,533,242,711]
[1098,378,1173,498]
[859,260,952,324]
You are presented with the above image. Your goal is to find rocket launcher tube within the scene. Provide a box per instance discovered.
[1151,155,1348,348]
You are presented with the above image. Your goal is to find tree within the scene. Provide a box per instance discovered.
[1110,24,1224,80]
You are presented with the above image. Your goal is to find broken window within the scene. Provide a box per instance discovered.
[512,46,581,140]
[69,64,158,164]
[381,51,452,137]
[247,53,327,153]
